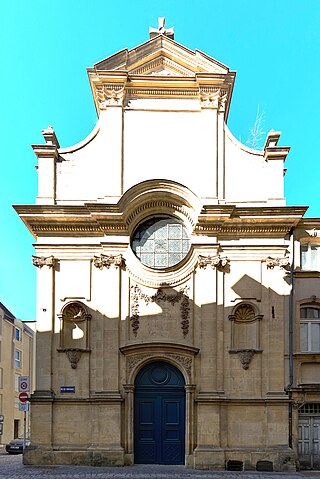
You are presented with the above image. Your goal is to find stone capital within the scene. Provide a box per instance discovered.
[32,255,55,268]
[93,254,125,270]
[266,256,290,270]
[198,254,230,271]
[96,86,125,109]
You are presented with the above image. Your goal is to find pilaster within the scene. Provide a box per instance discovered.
[33,126,59,205]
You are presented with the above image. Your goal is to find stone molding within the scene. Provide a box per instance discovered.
[265,256,290,270]
[131,57,193,77]
[126,353,192,380]
[127,88,198,98]
[120,343,199,383]
[195,224,290,236]
[93,254,126,270]
[125,248,198,288]
[32,255,55,268]
[124,200,197,230]
[130,284,190,337]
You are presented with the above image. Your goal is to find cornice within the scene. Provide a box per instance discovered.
[296,218,320,229]
[14,201,307,240]
[294,270,320,278]
[229,206,308,218]
[89,64,234,118]
[194,224,291,237]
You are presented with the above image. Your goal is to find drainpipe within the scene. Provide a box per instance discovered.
[287,227,294,448]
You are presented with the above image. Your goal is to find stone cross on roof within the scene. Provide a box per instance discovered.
[149,17,174,40]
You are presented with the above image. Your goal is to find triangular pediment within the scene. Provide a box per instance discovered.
[93,35,230,76]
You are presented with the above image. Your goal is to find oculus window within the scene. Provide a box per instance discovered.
[131,216,190,269]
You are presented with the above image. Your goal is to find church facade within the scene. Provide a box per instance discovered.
[15,20,320,471]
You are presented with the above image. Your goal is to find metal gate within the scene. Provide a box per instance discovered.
[134,361,185,464]
[298,404,320,469]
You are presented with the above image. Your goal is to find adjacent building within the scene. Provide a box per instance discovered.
[0,302,34,445]
[14,19,320,470]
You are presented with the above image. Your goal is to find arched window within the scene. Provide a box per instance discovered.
[300,305,320,352]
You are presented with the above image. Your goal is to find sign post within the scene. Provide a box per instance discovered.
[18,376,30,450]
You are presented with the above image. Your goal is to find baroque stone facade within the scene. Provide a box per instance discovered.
[14,19,320,471]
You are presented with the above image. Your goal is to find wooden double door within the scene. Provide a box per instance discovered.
[299,416,320,469]
[134,361,185,464]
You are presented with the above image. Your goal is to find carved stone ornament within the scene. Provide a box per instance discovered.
[93,254,125,270]
[199,89,220,108]
[130,285,190,337]
[218,92,228,112]
[233,304,255,322]
[198,254,230,271]
[65,349,82,369]
[32,255,55,268]
[96,86,124,109]
[57,347,91,369]
[237,349,255,370]
[127,353,192,380]
[266,256,290,270]
[63,303,87,321]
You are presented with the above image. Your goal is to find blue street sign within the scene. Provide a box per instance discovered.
[60,386,75,393]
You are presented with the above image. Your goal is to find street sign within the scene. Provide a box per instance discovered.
[19,402,29,412]
[19,392,29,403]
[0,423,3,435]
[60,386,75,393]
[18,376,30,392]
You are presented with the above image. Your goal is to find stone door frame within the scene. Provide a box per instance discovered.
[120,342,199,465]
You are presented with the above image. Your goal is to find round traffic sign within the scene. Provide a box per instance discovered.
[19,392,29,403]
[20,381,28,390]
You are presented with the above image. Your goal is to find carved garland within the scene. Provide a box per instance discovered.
[130,285,190,337]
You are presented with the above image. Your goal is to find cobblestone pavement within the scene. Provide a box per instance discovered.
[1,454,320,479]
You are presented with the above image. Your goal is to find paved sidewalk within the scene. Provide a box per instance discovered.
[1,455,320,479]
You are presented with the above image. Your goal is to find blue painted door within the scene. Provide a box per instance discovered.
[134,361,185,464]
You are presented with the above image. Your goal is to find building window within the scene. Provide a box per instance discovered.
[131,216,190,269]
[301,244,320,271]
[15,374,20,392]
[300,306,320,352]
[15,350,22,369]
[15,327,22,342]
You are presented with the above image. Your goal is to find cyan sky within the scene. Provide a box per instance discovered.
[1,0,319,320]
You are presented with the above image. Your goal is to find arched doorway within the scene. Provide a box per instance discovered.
[134,361,186,464]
